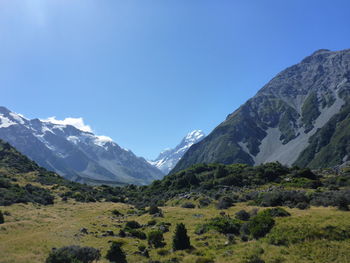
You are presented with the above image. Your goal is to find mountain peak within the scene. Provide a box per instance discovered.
[0,106,163,185]
[150,130,206,174]
[173,48,350,173]
[184,130,205,141]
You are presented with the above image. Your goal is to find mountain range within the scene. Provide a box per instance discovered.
[173,49,350,173]
[0,107,163,185]
[148,130,205,174]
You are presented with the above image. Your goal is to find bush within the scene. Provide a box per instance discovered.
[157,249,169,256]
[148,230,165,248]
[241,247,265,263]
[235,210,250,221]
[217,196,234,209]
[119,229,126,237]
[207,216,241,235]
[248,212,275,239]
[111,209,123,216]
[0,210,4,224]
[125,220,141,229]
[172,223,191,250]
[296,202,309,210]
[196,257,215,263]
[198,198,211,207]
[181,202,195,209]
[149,205,162,215]
[147,219,157,226]
[127,229,146,240]
[157,222,171,233]
[264,208,290,217]
[46,245,100,263]
[267,223,350,246]
[106,242,127,263]
[241,254,265,263]
[336,196,349,211]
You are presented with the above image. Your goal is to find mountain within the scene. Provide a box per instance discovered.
[0,107,163,185]
[149,130,205,174]
[173,49,350,173]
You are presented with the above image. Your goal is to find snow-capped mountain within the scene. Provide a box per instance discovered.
[0,106,164,185]
[149,130,205,174]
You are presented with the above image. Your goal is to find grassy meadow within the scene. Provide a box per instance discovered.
[1,199,350,263]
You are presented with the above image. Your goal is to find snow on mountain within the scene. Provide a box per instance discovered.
[149,130,205,174]
[0,106,164,185]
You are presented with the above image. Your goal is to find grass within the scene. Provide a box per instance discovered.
[1,200,350,263]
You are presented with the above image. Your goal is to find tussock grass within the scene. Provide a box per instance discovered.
[1,201,350,263]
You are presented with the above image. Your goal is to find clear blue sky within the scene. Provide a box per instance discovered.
[1,0,350,159]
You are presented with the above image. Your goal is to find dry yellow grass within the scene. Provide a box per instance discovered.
[1,201,350,263]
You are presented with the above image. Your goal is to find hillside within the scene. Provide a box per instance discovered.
[2,140,350,262]
[173,49,350,173]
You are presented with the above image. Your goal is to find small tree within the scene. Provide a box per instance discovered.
[106,242,127,263]
[148,230,165,248]
[172,223,191,250]
[0,210,4,224]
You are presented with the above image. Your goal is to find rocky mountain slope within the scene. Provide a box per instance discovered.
[173,49,350,173]
[0,107,163,185]
[149,130,205,174]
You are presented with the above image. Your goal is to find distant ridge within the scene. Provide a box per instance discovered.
[0,107,163,185]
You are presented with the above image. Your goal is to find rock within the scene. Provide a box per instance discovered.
[193,214,204,218]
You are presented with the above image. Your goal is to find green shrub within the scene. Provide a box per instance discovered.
[157,248,169,256]
[336,196,349,211]
[172,223,191,250]
[267,223,350,246]
[195,257,215,263]
[195,224,208,235]
[263,208,290,217]
[111,209,123,216]
[296,202,309,210]
[119,229,126,237]
[148,230,165,248]
[149,205,162,215]
[216,196,234,209]
[106,242,127,263]
[241,254,265,263]
[46,245,100,263]
[235,210,250,221]
[125,220,141,229]
[147,219,157,226]
[0,210,4,224]
[157,222,171,233]
[198,197,211,207]
[182,202,196,208]
[126,229,146,240]
[241,247,265,263]
[207,216,241,235]
[248,212,275,239]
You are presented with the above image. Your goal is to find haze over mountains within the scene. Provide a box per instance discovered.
[173,49,350,173]
[148,130,205,174]
[0,107,163,185]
